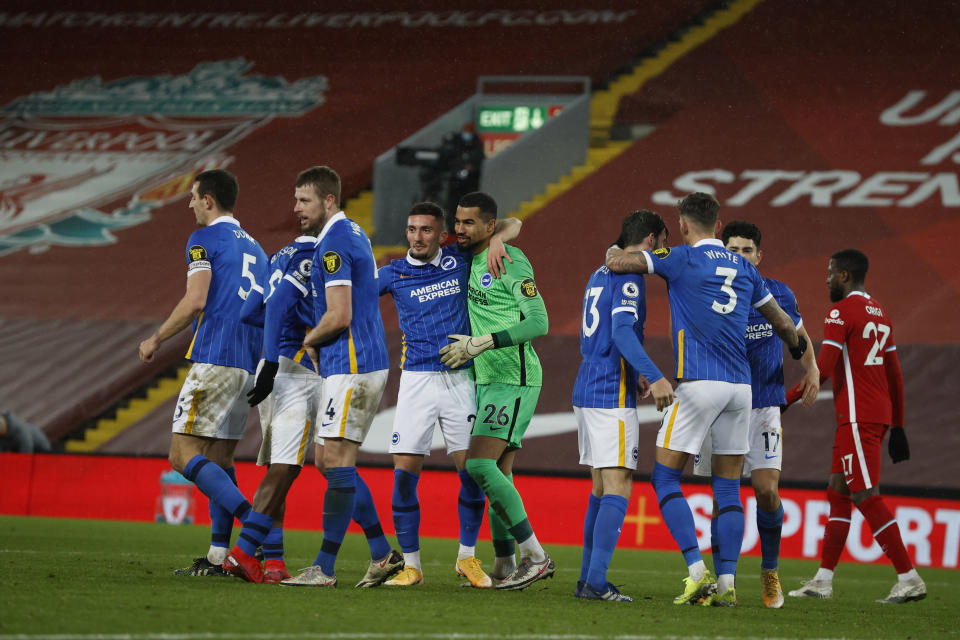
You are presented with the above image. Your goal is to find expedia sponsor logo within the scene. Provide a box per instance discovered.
[409,278,460,302]
[519,277,538,298]
[480,272,493,288]
[653,247,670,259]
[188,244,207,262]
[826,308,844,325]
[322,251,341,274]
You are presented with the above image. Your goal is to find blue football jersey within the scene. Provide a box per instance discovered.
[310,213,389,376]
[746,277,803,408]
[263,236,318,367]
[643,239,772,384]
[184,216,267,374]
[572,266,649,408]
[379,244,471,372]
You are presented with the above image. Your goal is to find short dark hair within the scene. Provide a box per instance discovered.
[616,210,667,248]
[295,166,341,208]
[409,201,444,221]
[831,248,869,283]
[458,191,498,223]
[721,220,761,248]
[194,169,238,212]
[677,192,719,230]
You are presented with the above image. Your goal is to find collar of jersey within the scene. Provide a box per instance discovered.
[295,235,318,245]
[208,215,240,227]
[317,211,346,243]
[847,290,870,299]
[405,249,443,267]
[693,238,723,248]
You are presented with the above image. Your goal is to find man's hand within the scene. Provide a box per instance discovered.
[138,335,160,363]
[888,426,910,463]
[637,376,651,399]
[487,236,513,278]
[649,378,675,411]
[789,334,808,360]
[439,334,494,368]
[605,245,625,267]
[247,360,279,406]
[304,345,320,375]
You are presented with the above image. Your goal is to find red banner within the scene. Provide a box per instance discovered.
[3,453,957,569]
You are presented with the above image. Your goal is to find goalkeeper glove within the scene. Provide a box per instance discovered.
[789,334,807,360]
[247,360,279,406]
[439,334,494,369]
[888,426,910,463]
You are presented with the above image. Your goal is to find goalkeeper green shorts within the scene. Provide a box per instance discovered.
[471,383,541,449]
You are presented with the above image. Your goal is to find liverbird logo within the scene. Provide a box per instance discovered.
[0,59,327,256]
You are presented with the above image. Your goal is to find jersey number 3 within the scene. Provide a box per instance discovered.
[711,267,738,315]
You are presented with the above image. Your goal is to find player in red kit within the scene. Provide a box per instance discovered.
[785,249,925,604]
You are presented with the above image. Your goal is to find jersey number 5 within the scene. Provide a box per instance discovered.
[862,321,890,366]
[238,253,260,300]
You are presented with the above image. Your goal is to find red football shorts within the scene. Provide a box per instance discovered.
[831,421,887,492]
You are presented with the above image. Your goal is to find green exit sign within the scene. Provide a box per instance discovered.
[477,105,555,133]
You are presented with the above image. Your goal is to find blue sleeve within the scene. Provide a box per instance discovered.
[612,311,663,383]
[646,245,682,282]
[240,287,265,327]
[378,265,392,296]
[263,277,302,362]
[748,262,772,307]
[779,284,802,327]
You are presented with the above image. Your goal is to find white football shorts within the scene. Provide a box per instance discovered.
[575,406,640,470]
[389,368,476,455]
[172,362,253,440]
[315,369,388,444]
[256,357,321,466]
[656,380,751,455]
[693,405,782,477]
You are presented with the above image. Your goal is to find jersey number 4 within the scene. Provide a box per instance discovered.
[863,321,890,366]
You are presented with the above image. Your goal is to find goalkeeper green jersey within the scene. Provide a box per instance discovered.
[467,244,547,386]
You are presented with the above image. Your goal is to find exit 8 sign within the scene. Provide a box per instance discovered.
[477,105,563,133]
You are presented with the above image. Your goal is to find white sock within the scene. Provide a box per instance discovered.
[688,560,707,582]
[207,546,228,565]
[458,544,476,561]
[517,533,546,562]
[403,550,421,571]
[493,555,516,576]
[898,568,919,582]
[813,568,834,582]
[717,573,735,592]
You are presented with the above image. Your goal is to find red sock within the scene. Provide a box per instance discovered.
[858,495,913,573]
[821,487,852,571]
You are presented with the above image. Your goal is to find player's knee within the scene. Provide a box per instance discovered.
[465,457,498,488]
[755,487,780,512]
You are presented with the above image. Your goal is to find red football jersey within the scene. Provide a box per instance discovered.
[821,291,900,427]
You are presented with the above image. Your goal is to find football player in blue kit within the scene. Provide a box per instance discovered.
[606,193,805,606]
[573,210,675,602]
[138,169,268,577]
[377,201,520,588]
[281,166,401,588]
[692,221,819,607]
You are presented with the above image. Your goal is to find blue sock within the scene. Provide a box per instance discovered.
[263,527,284,562]
[237,510,273,557]
[757,503,784,571]
[457,469,486,546]
[713,475,744,578]
[183,455,250,524]
[587,494,628,591]
[710,514,719,572]
[392,469,421,554]
[208,466,237,549]
[651,462,701,566]
[579,493,602,583]
[352,471,391,560]
[314,467,356,575]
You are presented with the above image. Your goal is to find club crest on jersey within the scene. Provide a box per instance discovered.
[0,59,328,257]
[632,447,639,461]
[441,255,456,271]
[392,432,400,445]
[622,281,639,298]
[480,273,493,288]
[653,247,671,259]
[188,245,208,262]
[298,258,312,277]
[322,251,342,274]
[520,278,538,298]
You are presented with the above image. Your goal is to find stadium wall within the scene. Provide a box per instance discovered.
[4,452,958,570]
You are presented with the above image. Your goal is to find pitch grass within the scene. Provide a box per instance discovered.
[0,515,955,639]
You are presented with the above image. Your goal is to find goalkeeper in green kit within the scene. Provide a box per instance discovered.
[440,191,553,590]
